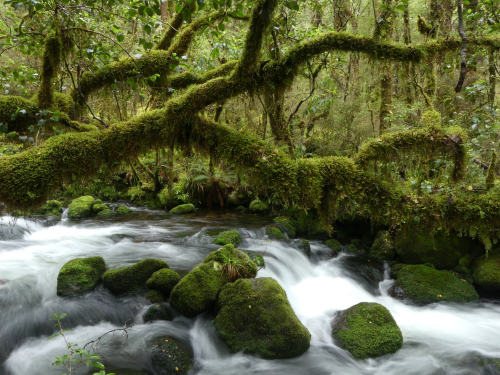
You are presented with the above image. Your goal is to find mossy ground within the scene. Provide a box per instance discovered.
[395,264,479,304]
[332,302,403,359]
[102,259,168,295]
[215,277,311,359]
[57,257,106,297]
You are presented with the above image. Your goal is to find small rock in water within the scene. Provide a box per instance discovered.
[150,336,192,375]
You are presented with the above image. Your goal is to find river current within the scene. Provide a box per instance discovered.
[1,209,499,375]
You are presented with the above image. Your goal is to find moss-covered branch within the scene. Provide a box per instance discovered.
[155,7,191,51]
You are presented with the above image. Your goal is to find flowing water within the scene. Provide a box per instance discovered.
[1,209,500,375]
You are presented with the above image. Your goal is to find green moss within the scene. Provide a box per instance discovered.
[92,202,108,213]
[116,205,132,214]
[266,225,286,239]
[96,208,114,219]
[146,289,165,303]
[370,231,396,260]
[67,195,96,220]
[473,254,500,294]
[325,239,342,255]
[0,96,39,132]
[332,302,403,359]
[215,277,311,359]
[395,264,479,304]
[170,244,257,317]
[486,151,497,190]
[102,259,168,295]
[249,199,268,213]
[143,304,173,322]
[170,203,195,214]
[57,257,106,297]
[37,199,63,217]
[146,268,180,297]
[38,35,62,109]
[273,216,297,237]
[213,230,242,246]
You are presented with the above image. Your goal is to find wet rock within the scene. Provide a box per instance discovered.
[169,203,195,214]
[68,196,95,220]
[170,244,257,317]
[146,268,180,297]
[213,230,242,246]
[338,255,385,293]
[273,216,296,237]
[325,239,342,256]
[296,239,311,257]
[332,302,403,359]
[143,304,174,322]
[150,336,192,375]
[266,225,286,240]
[215,277,311,359]
[57,257,106,297]
[102,259,168,295]
[473,254,500,296]
[393,264,479,304]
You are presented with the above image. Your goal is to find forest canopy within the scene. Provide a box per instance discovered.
[0,0,499,248]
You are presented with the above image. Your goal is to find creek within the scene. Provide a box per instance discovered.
[1,209,499,375]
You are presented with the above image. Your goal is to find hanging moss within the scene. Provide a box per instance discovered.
[38,35,62,109]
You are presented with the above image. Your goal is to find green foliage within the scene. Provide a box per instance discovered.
[395,264,479,303]
[370,231,396,260]
[332,302,403,359]
[215,277,311,359]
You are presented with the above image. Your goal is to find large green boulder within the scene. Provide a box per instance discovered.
[102,259,168,295]
[57,257,106,297]
[67,196,96,220]
[394,264,479,304]
[213,230,242,246]
[169,203,195,214]
[169,244,257,317]
[146,268,180,297]
[215,277,310,359]
[332,302,403,359]
[473,254,500,294]
[249,199,268,213]
[150,336,192,375]
[395,229,482,269]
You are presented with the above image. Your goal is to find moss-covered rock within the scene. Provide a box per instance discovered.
[169,244,257,317]
[266,225,286,239]
[116,205,132,214]
[91,202,108,213]
[325,239,342,256]
[297,239,311,257]
[102,259,169,295]
[67,195,96,220]
[213,230,242,246]
[37,200,63,218]
[96,208,114,219]
[169,203,195,214]
[473,254,500,295]
[273,216,296,237]
[146,289,165,303]
[395,229,482,269]
[249,199,268,213]
[146,268,180,297]
[293,209,328,237]
[143,304,174,323]
[393,264,479,304]
[370,231,396,260]
[150,336,192,375]
[215,277,311,359]
[57,257,106,297]
[332,302,403,359]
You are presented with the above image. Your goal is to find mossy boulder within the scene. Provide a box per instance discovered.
[297,239,311,257]
[146,289,165,303]
[91,202,108,213]
[213,230,242,246]
[169,203,195,214]
[116,205,132,214]
[169,244,258,317]
[96,208,114,219]
[370,231,396,260]
[332,302,403,359]
[37,200,63,218]
[102,259,168,295]
[393,264,479,304]
[150,336,192,375]
[292,209,328,237]
[395,229,482,269]
[67,196,96,220]
[473,254,500,295]
[273,216,296,237]
[143,304,174,323]
[249,199,268,213]
[325,239,342,256]
[266,225,286,240]
[146,268,180,297]
[57,257,106,297]
[215,277,311,359]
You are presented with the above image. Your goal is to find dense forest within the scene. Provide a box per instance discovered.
[0,0,499,374]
